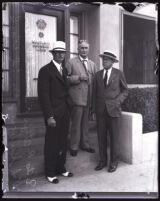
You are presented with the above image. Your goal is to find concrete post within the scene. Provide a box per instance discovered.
[119,112,143,164]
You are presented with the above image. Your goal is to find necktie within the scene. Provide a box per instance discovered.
[104,70,108,88]
[82,60,88,73]
[59,66,63,76]
[60,66,65,81]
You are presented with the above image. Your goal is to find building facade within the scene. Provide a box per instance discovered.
[2,2,158,189]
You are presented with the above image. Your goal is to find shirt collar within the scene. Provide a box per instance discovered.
[103,67,112,77]
[52,59,62,71]
[104,67,112,73]
[79,55,88,62]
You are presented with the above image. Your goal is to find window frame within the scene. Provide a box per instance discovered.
[69,13,81,58]
[2,3,14,101]
[69,12,83,59]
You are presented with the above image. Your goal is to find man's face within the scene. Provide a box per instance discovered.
[78,42,89,59]
[102,57,114,70]
[53,51,66,64]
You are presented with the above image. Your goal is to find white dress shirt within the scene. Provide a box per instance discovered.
[103,67,112,85]
[52,60,63,75]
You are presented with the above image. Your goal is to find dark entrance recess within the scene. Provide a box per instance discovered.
[123,14,157,84]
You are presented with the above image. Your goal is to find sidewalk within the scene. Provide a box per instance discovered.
[13,153,158,192]
[7,130,158,197]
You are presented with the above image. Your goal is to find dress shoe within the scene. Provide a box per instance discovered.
[47,176,59,184]
[61,171,73,177]
[108,162,118,173]
[81,147,95,153]
[70,149,78,156]
[95,162,107,171]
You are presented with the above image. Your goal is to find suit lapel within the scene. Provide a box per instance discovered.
[97,68,117,89]
[49,61,66,85]
[97,70,104,88]
[62,67,68,83]
[88,60,94,74]
[76,57,82,66]
[107,68,117,87]
[76,57,88,75]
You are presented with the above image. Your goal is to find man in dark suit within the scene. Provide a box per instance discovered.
[38,41,73,184]
[92,50,128,172]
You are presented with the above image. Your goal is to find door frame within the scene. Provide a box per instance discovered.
[19,3,65,113]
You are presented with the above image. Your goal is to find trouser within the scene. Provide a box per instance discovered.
[70,105,90,150]
[96,108,120,165]
[44,109,70,177]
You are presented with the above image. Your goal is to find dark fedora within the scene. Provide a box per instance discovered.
[99,50,118,63]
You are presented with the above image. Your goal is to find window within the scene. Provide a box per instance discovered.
[2,3,10,96]
[69,15,80,58]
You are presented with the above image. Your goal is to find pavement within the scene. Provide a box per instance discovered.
[3,127,158,199]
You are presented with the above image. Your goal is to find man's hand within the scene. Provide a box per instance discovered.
[89,110,96,121]
[47,117,56,127]
[91,112,96,121]
[79,75,89,81]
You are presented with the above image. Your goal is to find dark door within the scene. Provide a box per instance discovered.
[123,14,157,84]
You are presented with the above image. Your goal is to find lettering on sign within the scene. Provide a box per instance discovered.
[32,41,50,52]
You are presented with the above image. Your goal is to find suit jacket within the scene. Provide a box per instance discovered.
[92,67,128,117]
[38,61,72,120]
[66,56,97,106]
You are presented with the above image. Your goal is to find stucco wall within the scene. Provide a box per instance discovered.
[100,4,120,70]
[99,3,157,71]
[86,6,100,71]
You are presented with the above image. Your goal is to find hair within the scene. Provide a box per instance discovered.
[78,39,89,46]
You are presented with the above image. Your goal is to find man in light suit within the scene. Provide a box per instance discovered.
[38,41,73,184]
[66,40,97,156]
[92,50,128,172]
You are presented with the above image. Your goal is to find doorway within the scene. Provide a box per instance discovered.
[122,12,157,84]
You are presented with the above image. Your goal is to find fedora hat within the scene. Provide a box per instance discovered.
[99,50,118,63]
[49,41,66,52]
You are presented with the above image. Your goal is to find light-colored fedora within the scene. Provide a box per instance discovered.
[49,41,66,52]
[99,50,118,63]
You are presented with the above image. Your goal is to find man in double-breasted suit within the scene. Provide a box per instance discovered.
[92,50,128,172]
[66,40,97,156]
[38,41,73,184]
